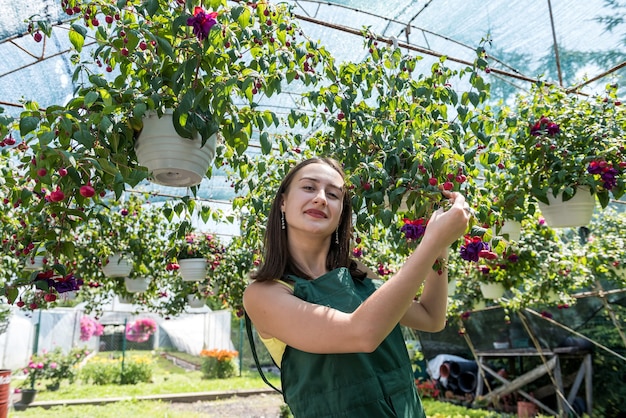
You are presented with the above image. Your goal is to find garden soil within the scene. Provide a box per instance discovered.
[168,393,285,418]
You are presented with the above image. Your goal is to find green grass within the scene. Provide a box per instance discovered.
[11,400,209,418]
[13,350,280,402]
[9,351,518,418]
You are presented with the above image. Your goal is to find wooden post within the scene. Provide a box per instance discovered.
[482,356,557,402]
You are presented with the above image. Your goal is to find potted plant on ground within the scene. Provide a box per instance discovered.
[506,82,625,227]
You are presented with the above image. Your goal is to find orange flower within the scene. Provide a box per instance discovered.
[200,349,238,362]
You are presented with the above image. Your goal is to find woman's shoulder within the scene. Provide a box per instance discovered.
[244,278,294,300]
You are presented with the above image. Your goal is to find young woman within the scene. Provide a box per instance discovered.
[243,157,470,417]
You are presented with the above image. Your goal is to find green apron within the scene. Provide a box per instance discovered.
[281,267,425,418]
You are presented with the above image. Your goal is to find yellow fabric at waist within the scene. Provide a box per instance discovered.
[258,279,293,368]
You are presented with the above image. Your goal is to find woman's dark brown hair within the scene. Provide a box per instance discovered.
[251,157,364,281]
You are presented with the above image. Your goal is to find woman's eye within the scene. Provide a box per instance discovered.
[328,192,339,199]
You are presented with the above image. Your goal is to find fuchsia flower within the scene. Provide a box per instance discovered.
[530,116,560,136]
[400,218,427,241]
[587,160,619,190]
[460,236,491,262]
[187,7,218,40]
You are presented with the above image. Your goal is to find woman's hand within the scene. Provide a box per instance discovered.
[422,191,471,250]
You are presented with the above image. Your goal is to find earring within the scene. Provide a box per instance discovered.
[335,228,339,244]
[281,211,285,230]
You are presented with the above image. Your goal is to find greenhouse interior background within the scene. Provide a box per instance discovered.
[1,0,626,417]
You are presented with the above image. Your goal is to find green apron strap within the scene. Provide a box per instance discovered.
[244,311,283,395]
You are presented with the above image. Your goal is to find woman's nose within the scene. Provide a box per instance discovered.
[313,190,327,205]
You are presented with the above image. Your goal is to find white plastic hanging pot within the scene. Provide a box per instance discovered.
[495,220,522,241]
[102,253,133,278]
[537,187,596,228]
[135,110,217,187]
[125,277,151,293]
[479,282,505,299]
[187,295,206,308]
[178,258,208,282]
[24,255,46,271]
[117,294,132,304]
[58,291,77,301]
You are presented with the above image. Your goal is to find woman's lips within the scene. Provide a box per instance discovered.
[305,209,327,218]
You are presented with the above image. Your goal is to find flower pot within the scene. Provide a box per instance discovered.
[0,369,10,417]
[479,282,505,299]
[117,294,132,304]
[495,220,522,241]
[58,291,77,302]
[125,277,151,293]
[517,400,538,417]
[19,388,37,405]
[537,187,595,228]
[493,341,510,349]
[135,110,217,187]
[178,258,208,282]
[187,295,206,308]
[102,253,133,278]
[24,256,45,271]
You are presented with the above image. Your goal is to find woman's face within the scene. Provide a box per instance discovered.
[281,162,344,238]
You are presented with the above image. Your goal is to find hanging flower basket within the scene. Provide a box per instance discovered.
[135,110,218,188]
[187,295,206,308]
[24,256,45,271]
[479,282,505,299]
[537,187,596,228]
[124,277,151,293]
[126,318,157,343]
[178,258,208,282]
[102,253,133,278]
[494,220,522,241]
[58,291,77,302]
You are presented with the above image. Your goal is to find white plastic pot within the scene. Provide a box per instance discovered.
[125,277,151,293]
[479,282,505,299]
[102,253,133,278]
[537,187,596,228]
[135,110,217,187]
[178,258,208,282]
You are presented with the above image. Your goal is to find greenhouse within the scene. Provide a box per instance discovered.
[1,0,625,417]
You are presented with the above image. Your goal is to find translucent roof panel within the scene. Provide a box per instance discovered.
[2,0,626,205]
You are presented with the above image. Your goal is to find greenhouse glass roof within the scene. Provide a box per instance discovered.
[1,0,626,204]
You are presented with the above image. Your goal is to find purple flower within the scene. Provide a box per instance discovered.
[401,218,427,241]
[460,237,490,262]
[187,7,218,41]
[546,122,560,135]
[601,167,618,190]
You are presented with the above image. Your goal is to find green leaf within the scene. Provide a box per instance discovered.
[69,25,86,52]
[145,0,159,16]
[259,131,272,154]
[19,116,39,135]
[84,91,99,108]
